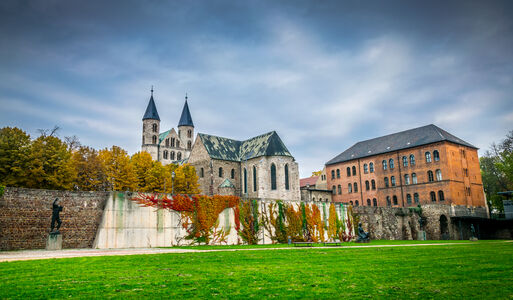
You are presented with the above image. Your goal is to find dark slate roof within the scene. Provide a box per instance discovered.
[178,100,194,127]
[142,95,160,121]
[326,124,477,165]
[198,131,293,162]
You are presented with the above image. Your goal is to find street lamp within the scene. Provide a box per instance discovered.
[172,171,175,195]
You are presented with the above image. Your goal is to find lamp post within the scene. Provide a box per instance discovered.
[172,171,175,195]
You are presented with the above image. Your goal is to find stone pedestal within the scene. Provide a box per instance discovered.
[417,230,426,241]
[46,233,62,250]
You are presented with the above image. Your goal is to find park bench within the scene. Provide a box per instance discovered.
[323,241,343,247]
[293,242,313,247]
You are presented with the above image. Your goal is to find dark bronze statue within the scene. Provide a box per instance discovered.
[470,224,476,239]
[357,223,370,242]
[50,198,63,233]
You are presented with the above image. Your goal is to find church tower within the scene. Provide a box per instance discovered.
[141,87,161,160]
[178,94,194,159]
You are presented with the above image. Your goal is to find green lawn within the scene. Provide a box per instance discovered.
[1,241,512,299]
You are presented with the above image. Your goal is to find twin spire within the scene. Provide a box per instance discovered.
[142,86,194,128]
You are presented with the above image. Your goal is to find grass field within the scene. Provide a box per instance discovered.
[1,241,512,299]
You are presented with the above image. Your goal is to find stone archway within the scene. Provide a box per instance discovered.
[440,215,449,240]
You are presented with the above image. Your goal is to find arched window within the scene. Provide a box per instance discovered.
[187,129,192,138]
[438,190,445,201]
[170,151,175,160]
[165,138,170,147]
[367,199,371,206]
[430,191,436,202]
[352,166,356,176]
[402,156,408,167]
[428,170,434,182]
[347,167,351,177]
[285,164,289,190]
[163,150,168,159]
[369,162,374,173]
[336,169,340,178]
[331,170,335,179]
[406,194,412,204]
[177,140,180,148]
[177,152,182,160]
[425,151,432,163]
[171,138,175,147]
[391,176,396,186]
[389,159,394,169]
[384,177,389,188]
[348,183,352,193]
[364,164,368,174]
[410,154,415,166]
[244,168,248,194]
[353,182,358,192]
[371,180,376,190]
[382,160,387,170]
[365,180,370,191]
[404,174,410,185]
[152,123,157,133]
[373,198,377,207]
[412,173,417,184]
[337,185,341,194]
[253,166,257,192]
[200,168,204,178]
[355,200,359,207]
[219,167,223,177]
[414,193,419,204]
[332,185,336,194]
[350,201,354,206]
[143,136,145,144]
[152,135,157,144]
[436,169,442,181]
[393,195,398,205]
[386,196,391,207]
[433,150,440,161]
[231,168,235,179]
[187,141,192,150]
[270,164,277,190]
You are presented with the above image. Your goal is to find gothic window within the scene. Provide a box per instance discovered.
[402,156,408,167]
[391,176,396,187]
[438,190,445,201]
[433,150,440,161]
[414,193,419,204]
[152,123,157,133]
[336,169,340,178]
[337,185,341,195]
[187,129,192,138]
[410,154,415,166]
[219,167,223,178]
[430,191,436,202]
[352,166,356,176]
[371,180,376,190]
[346,167,351,177]
[163,151,168,159]
[425,151,432,163]
[428,170,434,182]
[271,164,277,190]
[231,168,235,179]
[364,164,368,174]
[171,138,175,147]
[393,195,398,205]
[355,200,359,206]
[384,177,389,188]
[407,194,412,204]
[373,198,377,207]
[152,135,157,144]
[253,166,257,192]
[177,140,180,148]
[412,173,417,184]
[200,168,204,178]
[382,160,387,170]
[353,182,358,192]
[348,183,352,193]
[365,180,370,191]
[389,159,394,169]
[331,170,335,179]
[436,169,442,181]
[285,164,289,190]
[171,151,175,160]
[244,168,247,194]
[332,185,336,194]
[187,141,192,150]
[367,199,371,206]
[404,174,410,185]
[177,152,182,160]
[165,138,169,147]
[369,162,374,173]
[386,196,391,207]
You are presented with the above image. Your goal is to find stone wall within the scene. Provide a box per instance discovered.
[0,187,109,250]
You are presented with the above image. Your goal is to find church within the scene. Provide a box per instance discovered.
[141,90,300,201]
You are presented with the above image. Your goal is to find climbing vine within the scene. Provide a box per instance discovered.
[237,199,261,245]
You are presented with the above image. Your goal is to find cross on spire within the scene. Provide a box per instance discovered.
[185,92,188,101]
[151,85,154,96]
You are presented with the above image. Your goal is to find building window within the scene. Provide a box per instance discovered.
[336,169,340,178]
[430,191,436,202]
[412,173,417,184]
[338,185,341,195]
[350,201,354,206]
[393,195,398,205]
[348,183,352,193]
[369,162,374,173]
[428,170,434,182]
[187,141,192,150]
[402,156,408,167]
[165,138,170,147]
[410,154,415,166]
[373,198,377,207]
[177,152,182,160]
[231,168,235,179]
[219,167,223,177]
[386,196,391,207]
[152,135,157,144]
[404,174,410,185]
[163,150,168,159]
[354,182,358,192]
[244,168,247,194]
[332,185,336,194]
[352,166,356,176]
[367,199,371,206]
[384,177,389,188]
[389,159,394,169]
[355,200,359,206]
[364,164,368,174]
[347,167,351,177]
[436,169,442,181]
[187,129,192,138]
[382,160,387,170]
[253,166,257,192]
[365,180,370,191]
[391,176,396,187]
[152,123,157,133]
[177,140,180,148]
[438,190,445,201]
[371,180,376,190]
[406,194,412,204]
[271,164,277,190]
[171,138,175,147]
[426,151,432,163]
[170,151,175,160]
[331,170,335,179]
[414,193,419,204]
[285,164,289,190]
[200,168,204,178]
[433,150,440,161]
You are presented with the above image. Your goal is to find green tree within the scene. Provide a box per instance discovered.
[0,127,31,187]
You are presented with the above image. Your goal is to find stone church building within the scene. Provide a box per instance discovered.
[141,90,300,201]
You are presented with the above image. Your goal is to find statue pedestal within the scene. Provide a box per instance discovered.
[417,230,426,241]
[46,233,62,250]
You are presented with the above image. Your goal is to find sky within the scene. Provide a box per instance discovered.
[1,0,512,178]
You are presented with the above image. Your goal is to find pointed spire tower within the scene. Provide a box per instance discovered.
[178,93,195,159]
[141,86,161,160]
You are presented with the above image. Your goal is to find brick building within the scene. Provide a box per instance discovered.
[325,125,486,208]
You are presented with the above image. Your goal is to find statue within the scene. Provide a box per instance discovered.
[356,223,370,242]
[470,224,477,240]
[50,198,63,234]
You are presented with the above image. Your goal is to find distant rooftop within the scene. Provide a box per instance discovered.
[300,176,319,188]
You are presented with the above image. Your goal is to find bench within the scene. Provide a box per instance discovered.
[323,241,343,247]
[293,242,313,247]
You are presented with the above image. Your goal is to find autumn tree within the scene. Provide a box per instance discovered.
[131,151,154,191]
[98,146,137,191]
[0,127,31,187]
[71,146,107,191]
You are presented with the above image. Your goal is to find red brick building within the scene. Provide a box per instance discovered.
[326,125,486,208]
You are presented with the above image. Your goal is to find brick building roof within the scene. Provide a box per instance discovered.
[300,176,319,188]
[326,124,476,165]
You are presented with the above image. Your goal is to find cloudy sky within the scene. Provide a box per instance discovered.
[1,0,512,177]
